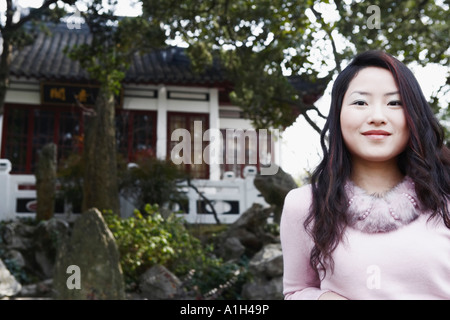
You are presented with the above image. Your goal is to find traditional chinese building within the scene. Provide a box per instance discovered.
[0,21,324,222]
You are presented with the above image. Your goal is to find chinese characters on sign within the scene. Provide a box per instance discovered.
[41,82,123,107]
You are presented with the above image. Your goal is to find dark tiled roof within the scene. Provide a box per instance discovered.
[9,22,226,85]
[288,74,330,104]
[8,21,326,103]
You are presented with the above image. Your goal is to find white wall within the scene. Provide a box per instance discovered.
[122,84,158,110]
[219,117,254,130]
[5,80,40,105]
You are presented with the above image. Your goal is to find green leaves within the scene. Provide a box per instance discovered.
[104,204,236,296]
[105,205,178,283]
[119,157,189,213]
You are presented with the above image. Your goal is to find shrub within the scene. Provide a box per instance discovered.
[119,157,189,212]
[104,204,248,299]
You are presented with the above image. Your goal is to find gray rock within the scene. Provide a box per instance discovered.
[33,218,71,278]
[138,264,183,300]
[0,258,22,297]
[241,243,284,300]
[0,221,35,250]
[253,165,298,223]
[52,208,125,300]
[241,276,283,300]
[0,218,71,281]
[2,249,26,269]
[18,279,53,297]
[219,237,246,261]
[248,243,283,278]
[216,203,275,257]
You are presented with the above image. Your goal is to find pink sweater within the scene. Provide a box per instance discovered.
[280,184,450,300]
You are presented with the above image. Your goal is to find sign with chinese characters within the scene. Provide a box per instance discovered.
[40,82,123,107]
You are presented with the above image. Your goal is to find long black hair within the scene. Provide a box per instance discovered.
[305,50,450,277]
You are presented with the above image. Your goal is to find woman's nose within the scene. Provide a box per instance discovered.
[368,105,387,125]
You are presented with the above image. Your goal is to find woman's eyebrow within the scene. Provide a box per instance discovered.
[384,91,400,96]
[350,91,371,96]
[349,91,400,96]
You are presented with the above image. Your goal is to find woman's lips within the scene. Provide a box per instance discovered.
[362,130,391,140]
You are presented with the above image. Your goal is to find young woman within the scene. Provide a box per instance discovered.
[280,50,450,300]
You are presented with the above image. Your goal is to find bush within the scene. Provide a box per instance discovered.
[119,157,189,212]
[104,204,248,299]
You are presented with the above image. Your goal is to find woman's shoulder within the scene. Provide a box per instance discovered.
[285,183,313,200]
[282,184,313,218]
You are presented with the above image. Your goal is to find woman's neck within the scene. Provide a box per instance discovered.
[350,158,405,195]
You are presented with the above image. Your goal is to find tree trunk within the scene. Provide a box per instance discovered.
[82,85,120,215]
[0,34,12,115]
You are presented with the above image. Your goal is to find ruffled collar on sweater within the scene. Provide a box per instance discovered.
[345,176,420,233]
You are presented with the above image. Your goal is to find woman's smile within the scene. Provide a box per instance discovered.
[361,130,392,140]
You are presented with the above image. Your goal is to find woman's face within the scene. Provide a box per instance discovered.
[340,67,410,164]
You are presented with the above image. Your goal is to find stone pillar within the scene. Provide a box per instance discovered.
[35,143,57,221]
[0,159,12,221]
[156,84,168,160]
[208,88,221,180]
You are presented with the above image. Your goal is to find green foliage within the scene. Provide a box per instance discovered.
[335,0,449,66]
[104,204,248,299]
[105,205,176,282]
[190,257,250,300]
[119,157,189,212]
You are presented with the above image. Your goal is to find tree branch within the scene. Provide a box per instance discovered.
[309,105,327,119]
[309,4,342,72]
[187,179,221,225]
[302,110,323,136]
[272,95,327,119]
[7,0,60,32]
[0,0,13,32]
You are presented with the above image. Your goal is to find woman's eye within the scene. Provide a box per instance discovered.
[388,100,403,106]
[352,100,367,106]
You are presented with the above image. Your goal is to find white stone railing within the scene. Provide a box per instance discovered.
[0,159,39,221]
[0,159,268,224]
[174,167,268,224]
